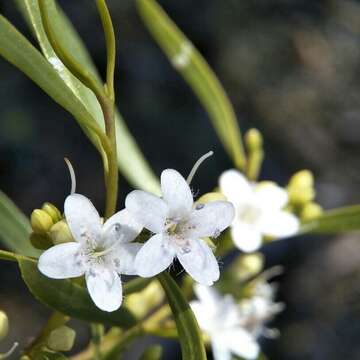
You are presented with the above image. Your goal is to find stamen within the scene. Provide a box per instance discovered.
[186,151,214,185]
[0,342,18,359]
[64,157,76,194]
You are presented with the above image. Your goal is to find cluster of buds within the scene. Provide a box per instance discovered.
[30,202,73,249]
[286,170,323,221]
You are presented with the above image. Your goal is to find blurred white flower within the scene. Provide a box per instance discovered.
[126,169,235,285]
[38,194,142,312]
[219,169,299,252]
[191,281,283,360]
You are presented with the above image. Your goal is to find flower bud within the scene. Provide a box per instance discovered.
[232,253,264,282]
[30,232,53,250]
[41,202,62,223]
[287,170,315,206]
[49,220,74,245]
[301,202,323,221]
[0,311,9,341]
[31,209,54,234]
[140,345,163,360]
[196,192,226,204]
[245,128,263,151]
[47,326,76,352]
[125,281,164,319]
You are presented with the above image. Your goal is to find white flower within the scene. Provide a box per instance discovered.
[191,282,283,360]
[125,169,235,286]
[38,194,143,312]
[219,169,299,252]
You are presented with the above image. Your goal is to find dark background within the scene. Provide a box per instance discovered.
[1,0,360,359]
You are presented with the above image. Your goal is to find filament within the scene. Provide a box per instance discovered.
[186,151,214,185]
[64,157,76,194]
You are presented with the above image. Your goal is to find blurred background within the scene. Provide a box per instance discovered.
[1,0,360,359]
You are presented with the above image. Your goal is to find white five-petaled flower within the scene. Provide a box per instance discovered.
[125,169,235,286]
[219,169,299,253]
[191,282,283,360]
[38,194,143,312]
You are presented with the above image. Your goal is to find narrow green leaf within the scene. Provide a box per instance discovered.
[0,190,38,257]
[301,205,360,234]
[19,258,137,327]
[16,0,160,194]
[158,272,207,360]
[136,0,246,170]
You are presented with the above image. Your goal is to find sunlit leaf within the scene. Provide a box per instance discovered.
[301,205,360,234]
[0,190,38,257]
[158,272,207,360]
[136,0,246,170]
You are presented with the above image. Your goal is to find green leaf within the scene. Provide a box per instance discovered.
[0,190,38,257]
[19,258,137,327]
[158,272,207,360]
[15,0,160,194]
[301,205,360,234]
[136,0,246,170]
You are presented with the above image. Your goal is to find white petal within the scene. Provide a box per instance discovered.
[110,243,142,275]
[190,301,216,333]
[218,329,260,360]
[231,223,262,252]
[161,169,193,218]
[135,234,175,277]
[38,242,85,279]
[219,169,253,204]
[125,190,168,233]
[211,339,232,360]
[85,266,122,312]
[64,194,102,244]
[186,201,234,238]
[254,182,288,210]
[259,211,299,238]
[102,209,143,247]
[177,239,219,286]
[193,284,221,310]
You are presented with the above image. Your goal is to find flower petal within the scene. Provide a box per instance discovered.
[110,243,142,275]
[231,223,262,253]
[85,266,122,312]
[102,209,143,247]
[254,182,288,210]
[186,201,235,238]
[161,169,193,218]
[259,211,299,238]
[194,284,221,310]
[38,242,85,279]
[190,301,216,333]
[219,169,253,204]
[177,239,219,286]
[211,339,232,360]
[64,194,102,244]
[218,328,260,360]
[135,234,175,277]
[125,190,168,233]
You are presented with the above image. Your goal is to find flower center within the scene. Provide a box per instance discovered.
[164,219,191,254]
[238,203,261,224]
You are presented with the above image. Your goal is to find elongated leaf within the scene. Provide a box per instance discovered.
[136,0,246,170]
[158,272,207,360]
[15,0,160,194]
[19,258,137,327]
[301,205,360,234]
[0,190,38,257]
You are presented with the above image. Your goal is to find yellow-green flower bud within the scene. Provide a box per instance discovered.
[140,345,163,360]
[301,202,323,221]
[47,326,76,352]
[30,209,54,234]
[196,192,226,204]
[245,128,263,151]
[41,202,62,223]
[0,311,9,341]
[232,253,264,282]
[30,232,53,250]
[125,281,164,319]
[287,170,315,206]
[49,220,74,245]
